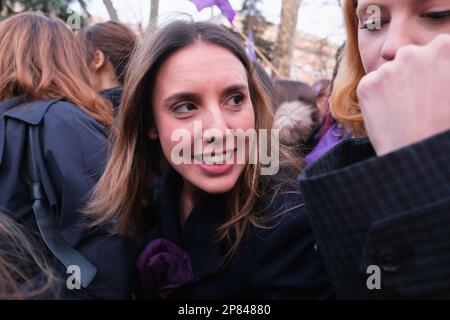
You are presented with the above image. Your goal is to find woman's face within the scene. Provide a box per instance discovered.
[152,43,255,194]
[357,0,450,73]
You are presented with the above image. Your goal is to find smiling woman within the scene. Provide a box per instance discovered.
[86,20,334,299]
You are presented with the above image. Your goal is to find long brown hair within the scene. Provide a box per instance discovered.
[0,213,54,300]
[86,21,301,259]
[330,0,367,136]
[0,12,113,127]
[78,21,138,84]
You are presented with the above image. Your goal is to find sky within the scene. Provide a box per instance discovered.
[77,0,346,44]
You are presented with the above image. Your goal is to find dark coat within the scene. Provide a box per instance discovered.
[143,168,334,300]
[0,97,139,299]
[100,86,123,114]
[299,131,450,299]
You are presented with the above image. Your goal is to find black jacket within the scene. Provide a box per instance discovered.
[299,131,450,299]
[144,168,334,299]
[101,86,123,114]
[0,97,139,299]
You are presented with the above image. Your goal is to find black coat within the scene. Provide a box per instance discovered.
[299,131,450,299]
[100,86,123,114]
[0,97,139,299]
[144,168,334,299]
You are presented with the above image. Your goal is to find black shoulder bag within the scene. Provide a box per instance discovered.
[26,126,97,290]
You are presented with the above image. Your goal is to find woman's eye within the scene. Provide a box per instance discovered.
[227,94,245,107]
[422,10,450,21]
[172,103,196,114]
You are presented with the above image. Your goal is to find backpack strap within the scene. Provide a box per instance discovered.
[26,126,97,288]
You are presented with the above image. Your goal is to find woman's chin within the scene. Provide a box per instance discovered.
[189,167,244,194]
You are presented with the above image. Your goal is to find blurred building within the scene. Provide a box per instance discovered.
[226,13,342,85]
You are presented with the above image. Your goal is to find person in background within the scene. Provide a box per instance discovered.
[299,0,450,299]
[275,80,317,108]
[304,45,347,166]
[273,80,320,157]
[78,21,138,111]
[312,79,331,120]
[0,12,138,299]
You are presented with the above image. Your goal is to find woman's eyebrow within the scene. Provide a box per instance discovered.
[163,92,201,106]
[163,84,248,105]
[222,84,248,96]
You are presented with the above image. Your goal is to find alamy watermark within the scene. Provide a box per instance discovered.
[365,5,382,30]
[170,121,280,176]
[66,8,81,31]
[366,265,381,290]
[66,265,81,290]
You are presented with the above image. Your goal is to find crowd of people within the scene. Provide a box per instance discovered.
[0,0,449,300]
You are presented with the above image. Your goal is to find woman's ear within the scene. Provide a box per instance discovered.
[92,50,106,72]
[149,128,158,140]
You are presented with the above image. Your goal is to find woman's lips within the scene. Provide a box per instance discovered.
[193,149,237,175]
[197,162,234,175]
[193,149,236,165]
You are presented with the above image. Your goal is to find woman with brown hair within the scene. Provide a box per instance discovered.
[299,0,450,298]
[86,21,333,299]
[78,21,138,111]
[0,12,138,299]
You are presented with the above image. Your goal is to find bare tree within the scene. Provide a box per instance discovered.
[273,0,302,78]
[103,0,119,21]
[149,0,159,25]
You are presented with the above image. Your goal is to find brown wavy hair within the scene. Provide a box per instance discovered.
[0,12,113,127]
[86,21,301,260]
[78,21,138,84]
[330,0,367,136]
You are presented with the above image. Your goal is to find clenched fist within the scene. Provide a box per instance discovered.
[357,34,450,156]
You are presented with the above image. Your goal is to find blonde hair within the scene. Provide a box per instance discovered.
[0,12,113,128]
[330,0,367,137]
[274,100,317,145]
[0,214,54,300]
[86,21,301,260]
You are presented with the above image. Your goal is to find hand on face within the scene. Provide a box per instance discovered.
[356,0,450,155]
[357,34,450,156]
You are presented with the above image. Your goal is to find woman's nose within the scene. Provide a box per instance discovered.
[200,105,229,145]
[381,18,419,61]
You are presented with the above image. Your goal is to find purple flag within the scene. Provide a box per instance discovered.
[246,30,257,62]
[190,0,236,25]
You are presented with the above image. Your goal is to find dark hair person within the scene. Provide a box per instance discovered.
[78,21,138,110]
[0,12,137,299]
[87,21,334,299]
[275,80,317,108]
[299,0,450,299]
[312,79,331,119]
[303,46,347,167]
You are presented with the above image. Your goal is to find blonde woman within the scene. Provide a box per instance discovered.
[299,0,450,299]
[87,21,334,299]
